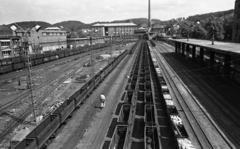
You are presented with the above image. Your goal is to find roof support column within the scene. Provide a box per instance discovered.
[200,47,204,66]
[178,42,181,53]
[182,43,185,56]
[0,41,2,59]
[210,51,215,71]
[223,54,231,79]
[192,45,196,61]
[186,44,190,60]
[175,42,178,53]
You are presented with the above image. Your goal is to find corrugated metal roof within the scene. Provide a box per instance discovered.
[92,23,137,27]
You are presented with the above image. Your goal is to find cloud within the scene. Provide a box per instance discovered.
[0,0,235,24]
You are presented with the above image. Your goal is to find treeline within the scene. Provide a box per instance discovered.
[163,9,234,41]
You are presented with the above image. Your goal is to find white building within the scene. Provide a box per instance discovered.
[91,23,137,37]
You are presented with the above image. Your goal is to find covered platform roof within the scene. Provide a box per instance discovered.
[170,38,240,56]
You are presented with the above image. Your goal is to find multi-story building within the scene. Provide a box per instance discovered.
[0,26,21,59]
[233,0,240,42]
[14,27,67,53]
[0,35,21,59]
[91,23,137,37]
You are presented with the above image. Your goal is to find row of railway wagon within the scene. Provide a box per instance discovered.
[11,42,133,149]
[149,45,195,149]
[100,41,195,149]
[0,40,131,75]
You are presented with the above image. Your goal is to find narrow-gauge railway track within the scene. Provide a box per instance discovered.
[0,45,124,144]
[102,41,181,149]
[59,40,141,149]
[153,41,237,149]
[11,41,138,149]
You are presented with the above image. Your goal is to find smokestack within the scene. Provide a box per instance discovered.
[148,0,151,28]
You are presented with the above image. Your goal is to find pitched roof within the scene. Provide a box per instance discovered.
[152,24,165,29]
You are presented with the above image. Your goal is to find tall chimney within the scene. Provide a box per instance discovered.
[148,0,151,28]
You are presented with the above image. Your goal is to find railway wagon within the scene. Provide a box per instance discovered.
[64,51,70,57]
[34,58,43,65]
[69,51,74,56]
[11,139,37,149]
[0,64,12,74]
[13,62,25,70]
[53,99,75,123]
[1,58,12,65]
[0,41,119,75]
[94,72,102,87]
[87,77,96,94]
[12,57,22,63]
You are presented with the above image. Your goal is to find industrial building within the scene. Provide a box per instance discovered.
[91,23,137,37]
[14,27,67,53]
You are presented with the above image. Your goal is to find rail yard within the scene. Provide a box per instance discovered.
[0,38,240,149]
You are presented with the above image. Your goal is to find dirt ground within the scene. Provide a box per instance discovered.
[0,43,134,149]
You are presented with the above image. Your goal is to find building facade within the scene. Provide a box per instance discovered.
[91,23,137,37]
[233,0,240,42]
[152,24,166,34]
[0,36,21,59]
[14,27,67,53]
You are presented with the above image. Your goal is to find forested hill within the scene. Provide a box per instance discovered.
[163,9,234,41]
[187,9,234,21]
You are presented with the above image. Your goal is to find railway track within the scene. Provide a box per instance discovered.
[101,41,181,149]
[59,41,141,149]
[0,47,103,82]
[0,46,118,144]
[153,41,237,149]
[11,41,136,149]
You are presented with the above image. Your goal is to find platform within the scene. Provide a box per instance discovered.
[170,38,240,55]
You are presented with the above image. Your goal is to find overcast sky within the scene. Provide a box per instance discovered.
[0,0,236,25]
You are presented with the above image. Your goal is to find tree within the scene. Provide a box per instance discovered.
[205,16,224,40]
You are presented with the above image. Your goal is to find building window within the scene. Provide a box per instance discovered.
[1,42,10,46]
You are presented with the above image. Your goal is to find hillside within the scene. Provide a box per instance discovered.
[53,20,91,31]
[187,9,234,21]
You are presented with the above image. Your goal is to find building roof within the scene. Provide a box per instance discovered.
[171,39,240,56]
[92,23,137,27]
[152,24,165,29]
[138,27,147,30]
[45,27,61,30]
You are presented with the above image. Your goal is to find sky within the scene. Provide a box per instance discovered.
[0,0,236,25]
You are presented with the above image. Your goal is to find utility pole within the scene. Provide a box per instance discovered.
[109,35,112,64]
[10,23,41,124]
[90,37,95,77]
[148,0,151,29]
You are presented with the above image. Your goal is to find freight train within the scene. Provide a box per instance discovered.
[11,41,138,149]
[0,38,133,75]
